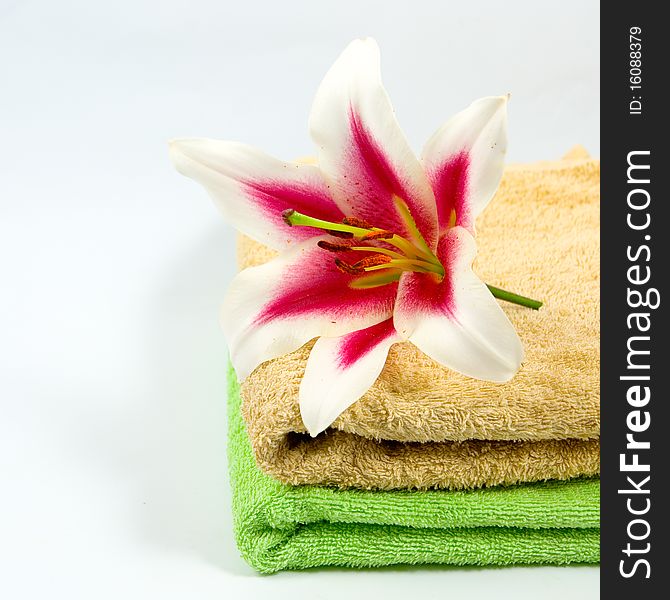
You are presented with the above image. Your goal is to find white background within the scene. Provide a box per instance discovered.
[0,1,599,598]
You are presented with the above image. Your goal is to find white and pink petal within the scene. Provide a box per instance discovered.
[299,319,400,437]
[308,38,438,249]
[169,138,343,249]
[393,227,523,382]
[222,239,398,381]
[422,96,508,233]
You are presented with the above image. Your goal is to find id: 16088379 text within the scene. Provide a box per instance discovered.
[629,26,643,115]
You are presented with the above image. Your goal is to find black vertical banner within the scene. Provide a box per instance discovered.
[601,4,668,597]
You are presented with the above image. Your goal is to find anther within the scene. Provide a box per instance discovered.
[342,216,372,229]
[324,229,354,239]
[352,255,392,269]
[334,259,364,275]
[361,230,394,241]
[317,240,351,252]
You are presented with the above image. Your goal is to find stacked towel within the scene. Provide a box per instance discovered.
[228,367,599,573]
[236,148,600,490]
[227,149,600,571]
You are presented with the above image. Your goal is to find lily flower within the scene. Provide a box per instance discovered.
[170,38,541,437]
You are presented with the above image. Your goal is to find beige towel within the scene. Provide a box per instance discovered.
[237,147,600,490]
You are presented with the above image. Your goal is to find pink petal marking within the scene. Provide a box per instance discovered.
[429,151,472,232]
[336,318,397,369]
[242,178,344,241]
[396,234,457,317]
[349,109,406,200]
[253,245,397,326]
[343,107,435,244]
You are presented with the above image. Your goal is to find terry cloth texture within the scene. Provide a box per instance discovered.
[228,366,600,573]
[237,148,601,490]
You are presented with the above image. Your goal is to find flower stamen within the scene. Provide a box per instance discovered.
[325,230,355,239]
[363,258,443,275]
[317,240,352,252]
[352,255,393,269]
[350,246,404,260]
[342,216,373,229]
[361,230,394,241]
[317,241,404,261]
[334,258,364,275]
[349,271,402,289]
[283,208,445,279]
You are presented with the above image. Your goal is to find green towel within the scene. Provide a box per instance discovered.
[228,365,600,573]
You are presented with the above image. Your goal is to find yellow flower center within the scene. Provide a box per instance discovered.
[282,200,444,287]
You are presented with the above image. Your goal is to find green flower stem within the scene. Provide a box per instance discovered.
[487,284,543,310]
